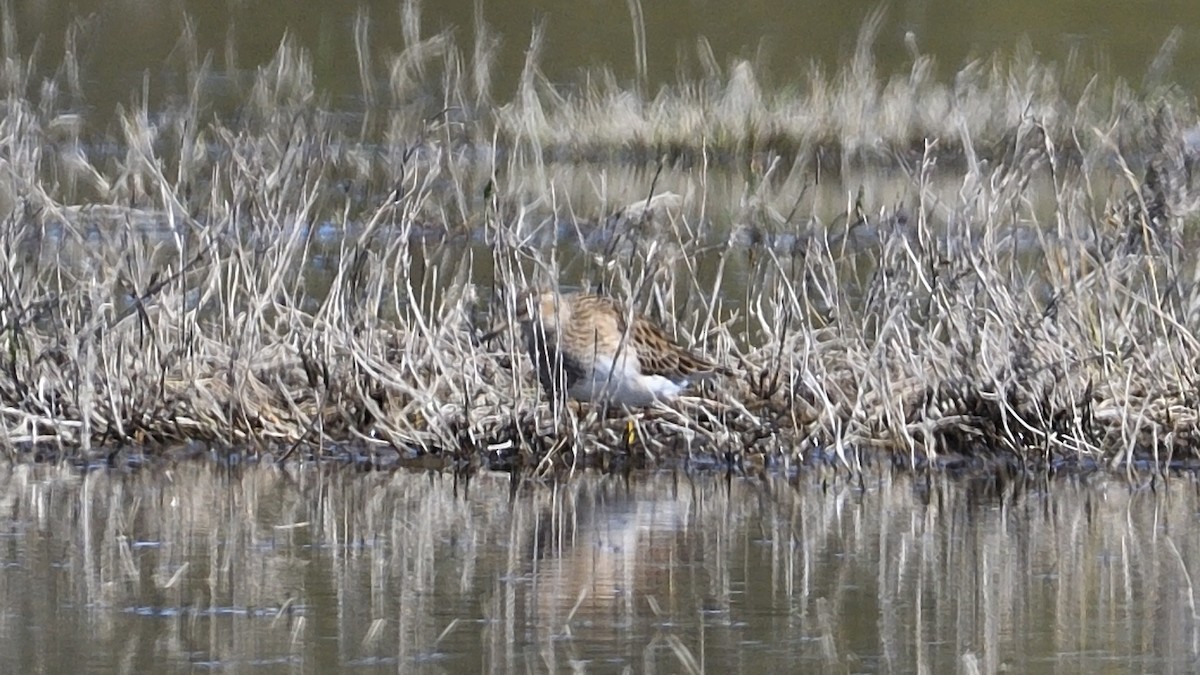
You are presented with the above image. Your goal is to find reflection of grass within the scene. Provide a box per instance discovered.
[0,4,1199,471]
[2,463,1197,670]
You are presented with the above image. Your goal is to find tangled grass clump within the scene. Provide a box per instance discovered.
[2,6,1200,474]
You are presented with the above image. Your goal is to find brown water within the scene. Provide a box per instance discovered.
[14,0,1200,121]
[0,463,1197,673]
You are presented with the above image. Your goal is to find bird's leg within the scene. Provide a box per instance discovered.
[621,405,637,449]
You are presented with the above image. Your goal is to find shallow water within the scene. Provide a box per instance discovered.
[15,1,1200,120]
[0,463,1196,673]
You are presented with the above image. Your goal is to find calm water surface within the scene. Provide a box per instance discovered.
[0,463,1196,673]
[13,0,1200,121]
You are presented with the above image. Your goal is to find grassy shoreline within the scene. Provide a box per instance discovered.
[2,8,1199,474]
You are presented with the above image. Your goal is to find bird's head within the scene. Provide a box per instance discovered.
[480,288,564,343]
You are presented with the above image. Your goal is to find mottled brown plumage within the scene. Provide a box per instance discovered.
[505,289,727,406]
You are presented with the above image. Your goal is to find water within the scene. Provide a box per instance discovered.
[0,462,1196,672]
[14,0,1200,120]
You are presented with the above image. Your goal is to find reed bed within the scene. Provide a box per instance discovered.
[1,6,1199,472]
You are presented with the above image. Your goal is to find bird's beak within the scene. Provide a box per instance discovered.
[478,320,509,344]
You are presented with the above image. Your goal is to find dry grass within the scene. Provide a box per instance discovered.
[1,4,1199,472]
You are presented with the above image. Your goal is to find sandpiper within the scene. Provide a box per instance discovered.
[488,289,728,407]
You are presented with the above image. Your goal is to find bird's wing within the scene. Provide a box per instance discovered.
[629,316,721,380]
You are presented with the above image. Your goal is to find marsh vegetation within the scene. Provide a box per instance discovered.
[2,5,1200,472]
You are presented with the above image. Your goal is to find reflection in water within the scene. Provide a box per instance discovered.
[0,463,1196,672]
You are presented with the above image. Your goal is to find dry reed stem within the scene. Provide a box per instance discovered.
[0,9,1199,472]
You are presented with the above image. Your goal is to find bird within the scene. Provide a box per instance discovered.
[485,288,729,408]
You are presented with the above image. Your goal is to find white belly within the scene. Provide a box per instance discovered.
[567,354,687,406]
